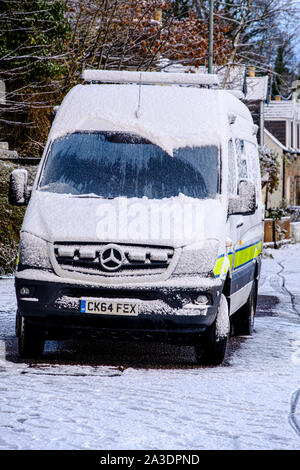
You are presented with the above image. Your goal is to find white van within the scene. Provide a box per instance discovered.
[9,70,263,365]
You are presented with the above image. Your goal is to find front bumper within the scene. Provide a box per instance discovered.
[15,270,223,344]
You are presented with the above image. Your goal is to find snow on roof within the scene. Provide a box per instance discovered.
[50,83,253,154]
[160,61,271,103]
[216,65,246,90]
[196,65,246,90]
[245,76,268,101]
[264,128,288,152]
[264,100,300,120]
[161,62,246,91]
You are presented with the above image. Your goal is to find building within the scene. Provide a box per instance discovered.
[263,128,287,209]
[243,69,269,146]
[264,81,300,206]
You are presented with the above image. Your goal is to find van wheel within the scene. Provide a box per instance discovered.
[231,281,257,336]
[195,294,229,366]
[18,316,45,359]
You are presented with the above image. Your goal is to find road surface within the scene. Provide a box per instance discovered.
[0,244,300,450]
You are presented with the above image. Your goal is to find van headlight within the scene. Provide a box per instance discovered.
[173,241,219,276]
[194,295,209,305]
[19,232,52,269]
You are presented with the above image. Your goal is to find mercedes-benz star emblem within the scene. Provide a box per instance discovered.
[100,244,124,271]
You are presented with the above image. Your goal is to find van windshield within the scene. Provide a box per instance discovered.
[39,132,219,199]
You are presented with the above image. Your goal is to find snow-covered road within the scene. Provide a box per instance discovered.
[0,245,300,450]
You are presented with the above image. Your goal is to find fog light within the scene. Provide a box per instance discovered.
[19,287,30,296]
[194,295,209,305]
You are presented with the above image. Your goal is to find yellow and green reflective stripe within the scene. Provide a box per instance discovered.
[213,240,262,277]
[233,240,262,271]
[213,256,224,277]
[213,252,234,277]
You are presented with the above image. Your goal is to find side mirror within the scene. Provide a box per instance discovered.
[228,179,256,216]
[8,169,31,206]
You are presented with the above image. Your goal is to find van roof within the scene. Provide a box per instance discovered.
[50,84,254,154]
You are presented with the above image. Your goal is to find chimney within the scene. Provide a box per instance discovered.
[248,66,255,77]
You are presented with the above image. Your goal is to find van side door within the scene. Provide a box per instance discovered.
[230,138,263,314]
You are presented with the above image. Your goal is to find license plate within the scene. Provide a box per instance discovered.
[80,299,139,316]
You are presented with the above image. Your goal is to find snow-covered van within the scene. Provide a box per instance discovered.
[9,70,263,364]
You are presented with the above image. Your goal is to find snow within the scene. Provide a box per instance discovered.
[173,239,219,275]
[291,222,300,243]
[82,69,219,86]
[245,76,269,102]
[49,84,253,156]
[264,128,289,152]
[15,266,223,290]
[19,232,51,269]
[164,64,246,92]
[10,169,28,204]
[1,244,300,450]
[18,189,227,285]
[215,294,230,339]
[265,100,300,121]
[21,191,227,248]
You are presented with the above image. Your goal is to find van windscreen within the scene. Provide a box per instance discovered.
[39,132,219,199]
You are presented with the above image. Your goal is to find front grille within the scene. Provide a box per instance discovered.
[53,242,174,277]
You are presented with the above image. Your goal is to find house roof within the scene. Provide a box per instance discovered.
[264,100,300,120]
[245,76,269,101]
[160,61,247,92]
[264,128,288,151]
[211,65,246,90]
[264,128,300,154]
[160,61,271,102]
[162,62,271,99]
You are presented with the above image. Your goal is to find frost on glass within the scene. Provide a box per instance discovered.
[245,141,261,198]
[228,179,256,215]
[227,140,236,195]
[39,132,219,200]
[235,138,247,180]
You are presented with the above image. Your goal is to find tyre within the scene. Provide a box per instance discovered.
[18,316,45,359]
[231,280,257,336]
[195,294,229,366]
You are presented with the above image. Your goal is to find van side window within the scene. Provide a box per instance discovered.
[227,139,236,194]
[235,139,247,180]
[244,141,262,199]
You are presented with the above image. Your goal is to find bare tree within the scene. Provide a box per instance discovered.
[0,0,234,156]
[192,0,300,87]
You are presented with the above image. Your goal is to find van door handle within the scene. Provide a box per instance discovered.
[236,222,244,228]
